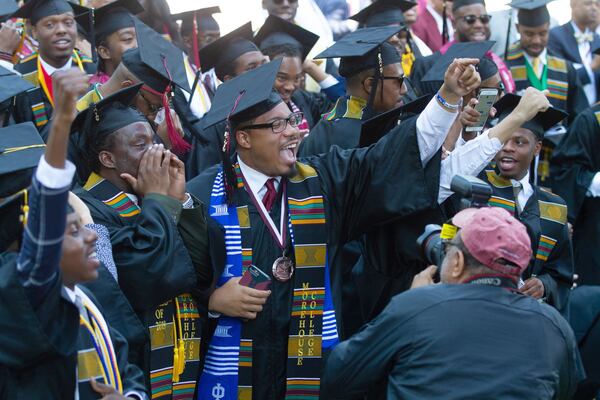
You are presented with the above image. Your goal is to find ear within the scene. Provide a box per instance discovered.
[515,23,522,35]
[534,140,543,157]
[97,45,111,61]
[30,25,38,41]
[362,76,374,95]
[451,249,466,279]
[98,150,116,169]
[236,129,252,150]
[120,79,134,89]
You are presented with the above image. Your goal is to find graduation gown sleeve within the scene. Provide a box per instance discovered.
[185,120,227,180]
[566,63,590,124]
[551,106,600,222]
[309,115,435,244]
[75,190,196,312]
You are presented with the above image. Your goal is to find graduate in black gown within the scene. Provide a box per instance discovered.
[299,26,406,156]
[254,15,333,131]
[2,70,147,399]
[72,84,210,400]
[186,52,477,398]
[10,0,96,131]
[448,93,574,313]
[186,22,269,178]
[551,103,600,286]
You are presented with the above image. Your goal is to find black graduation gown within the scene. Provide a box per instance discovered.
[82,263,149,372]
[74,188,200,389]
[290,89,333,129]
[299,96,367,157]
[0,253,146,399]
[185,119,226,180]
[187,115,436,398]
[551,104,600,285]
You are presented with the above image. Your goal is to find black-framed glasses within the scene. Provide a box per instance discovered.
[381,75,405,87]
[459,14,492,24]
[137,91,162,115]
[239,112,304,134]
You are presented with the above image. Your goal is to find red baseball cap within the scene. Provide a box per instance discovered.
[452,207,532,277]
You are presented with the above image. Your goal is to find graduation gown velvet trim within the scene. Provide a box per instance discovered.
[13,51,96,129]
[188,115,437,398]
[551,103,600,285]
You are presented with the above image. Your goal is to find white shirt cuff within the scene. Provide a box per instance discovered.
[318,75,339,89]
[587,172,600,197]
[35,156,76,189]
[416,97,458,165]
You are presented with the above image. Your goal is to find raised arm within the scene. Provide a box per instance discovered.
[17,68,89,307]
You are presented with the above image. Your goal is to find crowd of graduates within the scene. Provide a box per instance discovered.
[0,0,600,398]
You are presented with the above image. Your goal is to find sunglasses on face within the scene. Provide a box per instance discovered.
[459,14,492,24]
[273,0,298,4]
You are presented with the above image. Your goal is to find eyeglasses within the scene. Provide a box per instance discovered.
[239,112,304,134]
[381,75,405,87]
[459,14,492,24]
[137,91,162,116]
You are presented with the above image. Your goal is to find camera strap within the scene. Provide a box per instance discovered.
[464,274,518,290]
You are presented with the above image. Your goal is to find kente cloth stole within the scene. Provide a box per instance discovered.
[84,173,201,400]
[481,168,563,270]
[77,293,123,394]
[594,107,600,127]
[198,163,339,400]
[322,95,366,121]
[507,44,568,109]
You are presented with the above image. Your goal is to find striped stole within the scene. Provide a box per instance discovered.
[83,172,201,400]
[199,162,339,400]
[506,43,568,111]
[76,288,123,396]
[321,95,367,122]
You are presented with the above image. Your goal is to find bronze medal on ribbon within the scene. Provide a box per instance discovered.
[272,256,295,282]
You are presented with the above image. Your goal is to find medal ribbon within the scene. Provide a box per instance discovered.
[237,166,288,251]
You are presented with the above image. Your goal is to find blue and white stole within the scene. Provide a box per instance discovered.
[197,163,338,399]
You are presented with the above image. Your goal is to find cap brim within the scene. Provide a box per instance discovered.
[315,26,401,59]
[422,40,496,82]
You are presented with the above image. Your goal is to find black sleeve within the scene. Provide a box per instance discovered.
[110,323,148,397]
[566,63,590,124]
[311,116,438,244]
[80,192,196,312]
[537,222,574,313]
[551,108,600,222]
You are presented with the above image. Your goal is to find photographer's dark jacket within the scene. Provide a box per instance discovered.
[477,167,574,313]
[321,282,582,400]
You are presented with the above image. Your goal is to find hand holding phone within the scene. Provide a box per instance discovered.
[239,265,272,291]
[465,88,499,132]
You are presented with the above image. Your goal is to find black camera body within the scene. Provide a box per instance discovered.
[417,175,493,269]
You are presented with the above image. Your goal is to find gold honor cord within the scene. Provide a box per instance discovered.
[0,144,46,154]
[172,297,186,383]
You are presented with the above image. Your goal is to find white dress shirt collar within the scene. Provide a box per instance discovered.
[237,155,281,201]
[39,55,72,75]
[523,48,547,77]
[511,172,534,210]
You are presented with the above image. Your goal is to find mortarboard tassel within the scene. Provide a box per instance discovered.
[222,90,246,204]
[192,11,201,70]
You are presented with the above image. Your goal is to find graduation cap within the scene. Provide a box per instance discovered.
[75,0,143,48]
[422,40,495,82]
[349,0,415,28]
[172,6,220,36]
[203,59,283,203]
[0,0,18,20]
[0,65,35,104]
[315,26,402,77]
[255,15,319,61]
[359,94,432,147]
[451,0,485,12]
[199,22,261,78]
[11,0,74,24]
[493,93,568,139]
[511,0,553,27]
[171,6,220,70]
[0,122,45,248]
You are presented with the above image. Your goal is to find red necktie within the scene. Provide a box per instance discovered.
[262,178,277,212]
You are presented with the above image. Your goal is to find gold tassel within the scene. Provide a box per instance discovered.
[20,189,29,227]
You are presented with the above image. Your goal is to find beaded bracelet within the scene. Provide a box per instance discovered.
[436,91,461,111]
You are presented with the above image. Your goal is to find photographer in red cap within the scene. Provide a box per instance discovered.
[321,207,583,400]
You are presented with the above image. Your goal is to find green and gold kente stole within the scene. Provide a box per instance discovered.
[482,168,517,215]
[530,194,568,274]
[84,172,141,218]
[322,95,367,121]
[84,172,201,399]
